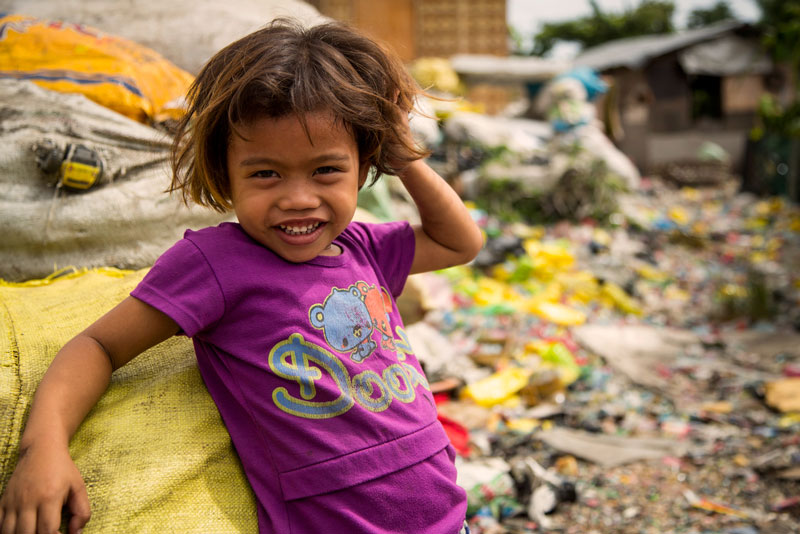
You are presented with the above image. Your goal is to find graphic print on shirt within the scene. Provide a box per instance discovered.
[266,283,430,419]
[268,332,430,418]
[309,285,377,362]
[355,281,396,351]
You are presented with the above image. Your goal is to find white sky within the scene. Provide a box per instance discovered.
[507,0,762,56]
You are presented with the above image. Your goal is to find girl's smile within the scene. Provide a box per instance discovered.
[226,111,368,263]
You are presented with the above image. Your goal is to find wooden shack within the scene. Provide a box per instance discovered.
[575,21,789,177]
[308,0,508,62]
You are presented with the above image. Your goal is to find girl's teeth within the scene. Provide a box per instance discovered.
[280,222,320,235]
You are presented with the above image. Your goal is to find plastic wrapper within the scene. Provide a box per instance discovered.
[461,367,534,407]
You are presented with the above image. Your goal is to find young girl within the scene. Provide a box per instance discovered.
[0,18,483,534]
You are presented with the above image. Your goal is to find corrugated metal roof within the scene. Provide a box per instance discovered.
[679,34,772,75]
[574,20,746,71]
[450,54,571,83]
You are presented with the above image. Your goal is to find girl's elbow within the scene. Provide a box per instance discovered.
[461,227,484,264]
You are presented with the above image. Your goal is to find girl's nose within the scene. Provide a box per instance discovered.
[276,178,320,211]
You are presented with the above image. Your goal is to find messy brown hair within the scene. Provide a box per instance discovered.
[170,18,428,212]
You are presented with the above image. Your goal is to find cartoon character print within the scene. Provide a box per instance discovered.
[310,286,377,362]
[356,281,396,351]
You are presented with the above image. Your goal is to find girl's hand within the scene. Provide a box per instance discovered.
[0,442,90,534]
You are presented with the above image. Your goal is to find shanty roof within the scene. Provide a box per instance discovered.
[450,54,571,83]
[574,20,747,72]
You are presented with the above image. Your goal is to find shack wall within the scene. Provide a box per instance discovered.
[310,0,507,61]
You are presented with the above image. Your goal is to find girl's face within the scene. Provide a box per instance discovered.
[227,111,368,263]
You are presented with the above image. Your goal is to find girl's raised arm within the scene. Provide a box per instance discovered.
[399,159,484,275]
[0,297,178,534]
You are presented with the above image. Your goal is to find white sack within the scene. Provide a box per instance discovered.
[0,79,232,281]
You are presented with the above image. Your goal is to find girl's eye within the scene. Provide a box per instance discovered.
[315,166,340,175]
[251,169,278,179]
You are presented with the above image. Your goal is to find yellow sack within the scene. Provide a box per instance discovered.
[0,269,256,532]
[0,14,193,123]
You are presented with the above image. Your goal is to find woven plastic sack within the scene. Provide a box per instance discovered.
[0,269,256,532]
[0,14,194,123]
[0,78,234,282]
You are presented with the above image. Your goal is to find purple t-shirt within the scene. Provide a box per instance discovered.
[131,221,467,534]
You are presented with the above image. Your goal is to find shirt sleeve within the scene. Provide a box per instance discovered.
[130,238,225,337]
[347,221,415,298]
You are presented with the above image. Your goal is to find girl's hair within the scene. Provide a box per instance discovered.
[170,18,428,212]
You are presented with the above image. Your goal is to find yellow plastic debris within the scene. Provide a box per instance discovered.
[524,340,581,387]
[733,454,750,467]
[540,342,581,386]
[744,217,769,230]
[691,221,709,237]
[555,271,599,303]
[664,286,691,301]
[532,281,565,303]
[461,367,534,407]
[635,263,670,283]
[473,277,527,310]
[668,206,690,225]
[490,263,513,282]
[528,300,586,326]
[719,284,748,299]
[505,418,540,433]
[778,413,800,428]
[523,239,576,279]
[755,198,785,217]
[600,282,643,316]
[554,455,579,476]
[681,187,700,201]
[591,228,612,247]
[765,378,800,413]
[701,401,734,414]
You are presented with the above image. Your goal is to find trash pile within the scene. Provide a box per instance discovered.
[404,173,800,532]
[412,62,641,231]
[399,62,798,534]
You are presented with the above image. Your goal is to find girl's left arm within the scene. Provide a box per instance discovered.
[398,159,483,274]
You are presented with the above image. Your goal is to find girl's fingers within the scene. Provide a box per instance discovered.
[66,482,91,534]
[13,507,35,534]
[37,500,64,534]
[0,509,12,534]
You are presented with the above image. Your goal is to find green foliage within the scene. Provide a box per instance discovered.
[686,1,736,29]
[750,94,800,140]
[755,0,800,75]
[508,25,526,56]
[532,0,676,57]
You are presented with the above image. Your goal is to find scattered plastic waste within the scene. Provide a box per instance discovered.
[456,457,522,519]
[683,490,750,519]
[425,171,799,532]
